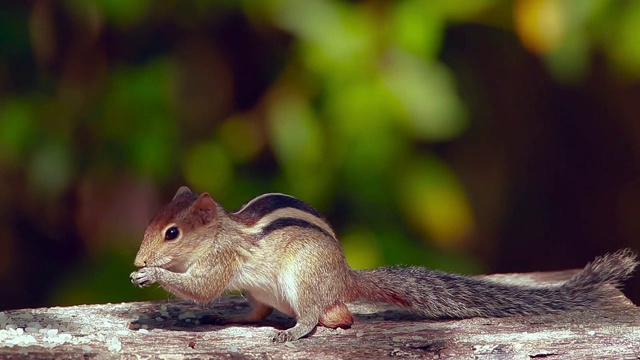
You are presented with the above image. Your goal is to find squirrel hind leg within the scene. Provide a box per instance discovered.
[319,303,353,329]
[272,303,353,342]
[272,317,318,342]
[272,302,353,342]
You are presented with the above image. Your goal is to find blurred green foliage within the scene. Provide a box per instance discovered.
[1,0,640,309]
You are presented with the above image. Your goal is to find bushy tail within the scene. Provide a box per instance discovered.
[352,249,637,318]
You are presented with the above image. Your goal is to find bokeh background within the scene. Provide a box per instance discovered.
[1,0,640,310]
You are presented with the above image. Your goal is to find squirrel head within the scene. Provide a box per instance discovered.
[133,186,219,272]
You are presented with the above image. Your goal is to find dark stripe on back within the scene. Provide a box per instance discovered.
[230,194,323,225]
[258,217,333,240]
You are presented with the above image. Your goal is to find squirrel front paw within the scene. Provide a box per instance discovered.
[130,267,157,287]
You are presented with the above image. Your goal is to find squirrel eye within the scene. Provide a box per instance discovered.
[164,226,180,241]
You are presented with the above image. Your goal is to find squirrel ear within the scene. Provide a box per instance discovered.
[193,193,217,224]
[173,186,193,200]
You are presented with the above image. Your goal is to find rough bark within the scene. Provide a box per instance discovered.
[0,270,638,359]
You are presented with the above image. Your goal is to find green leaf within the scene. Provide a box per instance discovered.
[397,155,475,250]
[391,0,445,59]
[383,51,468,141]
[182,142,233,195]
[0,98,37,162]
[28,140,74,196]
[267,91,329,200]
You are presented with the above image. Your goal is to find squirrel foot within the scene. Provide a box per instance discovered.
[271,321,316,343]
[130,267,157,287]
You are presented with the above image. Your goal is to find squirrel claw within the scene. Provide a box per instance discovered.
[130,269,153,287]
[272,330,294,343]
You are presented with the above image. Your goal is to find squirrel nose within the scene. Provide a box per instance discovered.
[134,255,146,267]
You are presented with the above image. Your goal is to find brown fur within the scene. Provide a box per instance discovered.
[131,187,638,342]
[319,303,354,329]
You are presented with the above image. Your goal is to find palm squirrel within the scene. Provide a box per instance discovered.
[130,186,638,342]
